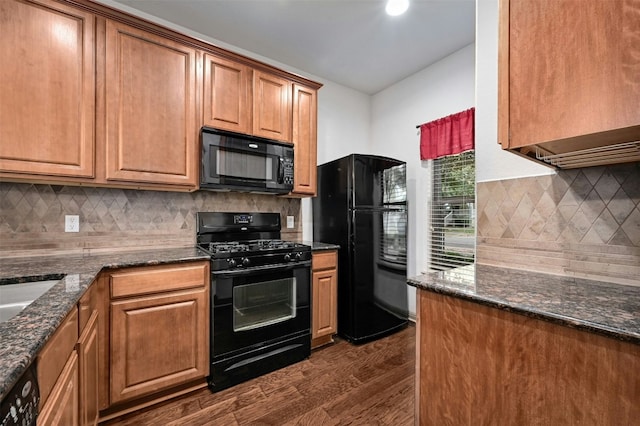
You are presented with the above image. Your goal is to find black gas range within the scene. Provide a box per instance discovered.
[196,212,312,392]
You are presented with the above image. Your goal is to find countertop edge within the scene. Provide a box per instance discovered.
[407,276,640,346]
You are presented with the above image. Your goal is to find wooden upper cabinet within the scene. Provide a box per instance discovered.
[292,84,318,196]
[104,20,198,188]
[203,54,252,134]
[0,0,95,178]
[499,0,640,152]
[252,70,292,142]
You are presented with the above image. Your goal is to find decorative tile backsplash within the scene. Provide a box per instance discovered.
[0,183,301,257]
[476,163,640,285]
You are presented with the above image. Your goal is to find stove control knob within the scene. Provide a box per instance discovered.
[227,258,237,268]
[284,253,292,262]
[242,257,251,267]
[294,252,302,262]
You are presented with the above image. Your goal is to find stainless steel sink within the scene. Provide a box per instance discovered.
[0,280,59,322]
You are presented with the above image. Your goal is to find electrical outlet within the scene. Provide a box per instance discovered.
[286,216,295,229]
[65,215,80,232]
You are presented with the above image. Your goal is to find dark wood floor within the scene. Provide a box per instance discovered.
[104,325,415,425]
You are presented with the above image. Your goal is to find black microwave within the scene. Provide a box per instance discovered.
[200,127,294,194]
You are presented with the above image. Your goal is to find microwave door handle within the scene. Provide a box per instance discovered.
[278,157,285,184]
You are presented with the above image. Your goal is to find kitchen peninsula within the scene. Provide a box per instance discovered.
[408,264,640,425]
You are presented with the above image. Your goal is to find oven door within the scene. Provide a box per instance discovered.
[211,261,311,359]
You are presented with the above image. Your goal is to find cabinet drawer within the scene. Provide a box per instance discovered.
[38,308,79,406]
[110,262,209,299]
[312,251,337,271]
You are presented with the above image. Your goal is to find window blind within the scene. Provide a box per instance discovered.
[430,151,475,271]
[380,164,407,266]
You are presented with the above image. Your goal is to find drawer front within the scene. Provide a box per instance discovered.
[110,261,209,299]
[312,251,337,271]
[38,308,79,406]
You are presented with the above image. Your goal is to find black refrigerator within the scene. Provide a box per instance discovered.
[313,154,409,344]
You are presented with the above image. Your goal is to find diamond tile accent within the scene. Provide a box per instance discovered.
[594,170,620,204]
[621,207,640,246]
[608,188,636,225]
[476,163,640,251]
[0,182,302,252]
[591,208,618,244]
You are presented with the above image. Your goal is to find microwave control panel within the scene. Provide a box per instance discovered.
[282,158,294,185]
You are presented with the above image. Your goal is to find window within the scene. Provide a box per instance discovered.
[380,164,407,266]
[430,151,475,271]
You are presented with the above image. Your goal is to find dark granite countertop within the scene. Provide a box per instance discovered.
[408,264,640,345]
[0,247,209,401]
[300,241,340,251]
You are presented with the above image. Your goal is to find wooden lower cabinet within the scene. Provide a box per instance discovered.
[38,283,100,426]
[38,351,79,426]
[311,250,338,349]
[78,311,99,426]
[416,290,640,425]
[107,262,210,406]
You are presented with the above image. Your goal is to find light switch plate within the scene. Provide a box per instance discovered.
[65,215,79,232]
[286,216,295,229]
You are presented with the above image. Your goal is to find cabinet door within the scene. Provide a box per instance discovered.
[312,251,338,348]
[78,310,99,426]
[312,268,337,340]
[110,288,209,404]
[501,0,640,150]
[104,20,198,188]
[0,0,95,178]
[291,83,318,196]
[38,351,79,426]
[203,54,251,134]
[252,70,292,142]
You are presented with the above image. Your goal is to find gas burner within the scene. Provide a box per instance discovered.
[207,242,250,254]
[249,239,298,250]
[204,240,306,255]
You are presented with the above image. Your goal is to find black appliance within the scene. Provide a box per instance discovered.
[197,212,311,392]
[1,362,39,426]
[200,127,294,194]
[313,154,409,344]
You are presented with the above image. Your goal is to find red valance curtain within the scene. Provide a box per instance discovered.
[419,107,475,160]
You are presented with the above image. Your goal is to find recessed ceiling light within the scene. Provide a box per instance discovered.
[386,0,409,16]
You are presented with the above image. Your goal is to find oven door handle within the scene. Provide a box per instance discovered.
[211,260,311,278]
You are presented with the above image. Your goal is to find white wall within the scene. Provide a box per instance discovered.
[475,0,551,182]
[370,44,476,317]
[302,83,371,241]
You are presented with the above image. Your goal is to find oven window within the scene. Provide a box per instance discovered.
[215,149,273,181]
[233,278,296,332]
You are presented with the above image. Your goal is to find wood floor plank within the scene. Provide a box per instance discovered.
[102,325,415,425]
[231,385,305,425]
[330,375,415,426]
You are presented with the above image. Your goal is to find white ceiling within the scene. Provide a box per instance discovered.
[112,0,476,95]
